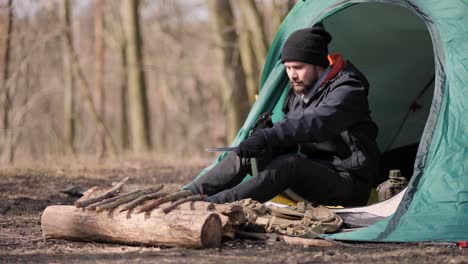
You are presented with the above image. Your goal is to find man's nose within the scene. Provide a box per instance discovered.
[289,70,298,79]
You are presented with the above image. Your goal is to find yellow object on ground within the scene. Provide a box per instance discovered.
[271,188,377,207]
[270,193,297,206]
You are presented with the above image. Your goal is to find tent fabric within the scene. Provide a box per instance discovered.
[192,0,467,242]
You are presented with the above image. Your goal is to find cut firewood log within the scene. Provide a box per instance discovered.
[41,205,222,248]
[212,203,247,226]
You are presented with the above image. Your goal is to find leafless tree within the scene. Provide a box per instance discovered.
[94,0,106,157]
[206,0,250,143]
[60,0,76,155]
[122,0,152,152]
[1,0,13,162]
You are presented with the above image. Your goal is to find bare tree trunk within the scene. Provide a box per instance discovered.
[60,0,76,155]
[235,0,269,74]
[121,0,151,152]
[62,18,118,158]
[1,0,13,163]
[238,16,260,106]
[206,0,250,143]
[270,0,295,41]
[94,0,106,158]
[119,42,129,151]
[103,3,129,151]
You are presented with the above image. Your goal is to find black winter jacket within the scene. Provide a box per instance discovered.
[263,61,380,186]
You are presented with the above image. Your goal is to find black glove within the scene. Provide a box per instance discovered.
[235,130,268,158]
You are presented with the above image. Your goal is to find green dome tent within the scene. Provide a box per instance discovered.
[193,0,468,242]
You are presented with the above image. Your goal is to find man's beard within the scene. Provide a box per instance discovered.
[291,81,308,94]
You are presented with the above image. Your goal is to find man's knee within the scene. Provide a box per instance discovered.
[262,154,305,184]
[269,154,304,168]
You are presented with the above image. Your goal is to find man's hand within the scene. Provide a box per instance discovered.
[235,130,268,158]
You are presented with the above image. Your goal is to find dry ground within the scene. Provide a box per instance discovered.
[0,158,467,263]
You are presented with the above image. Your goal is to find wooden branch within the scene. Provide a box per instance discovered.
[278,235,336,247]
[88,184,163,211]
[74,177,129,208]
[41,205,222,248]
[136,190,192,214]
[235,231,336,247]
[162,195,206,214]
[120,191,168,212]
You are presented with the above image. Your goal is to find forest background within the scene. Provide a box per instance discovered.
[0,0,296,164]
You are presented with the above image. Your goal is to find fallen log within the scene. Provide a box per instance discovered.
[41,205,222,248]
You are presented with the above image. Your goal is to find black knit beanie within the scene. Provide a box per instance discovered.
[281,27,332,68]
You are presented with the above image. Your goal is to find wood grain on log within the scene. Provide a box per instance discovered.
[41,205,222,248]
[157,201,246,226]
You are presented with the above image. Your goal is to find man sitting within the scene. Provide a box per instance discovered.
[186,26,380,206]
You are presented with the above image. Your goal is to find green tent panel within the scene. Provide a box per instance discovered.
[193,0,468,242]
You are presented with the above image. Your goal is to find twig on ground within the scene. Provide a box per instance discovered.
[235,231,336,247]
[278,235,336,247]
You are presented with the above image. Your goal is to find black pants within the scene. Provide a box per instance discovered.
[186,152,370,206]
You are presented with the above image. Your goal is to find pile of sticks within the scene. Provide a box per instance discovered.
[73,177,206,214]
